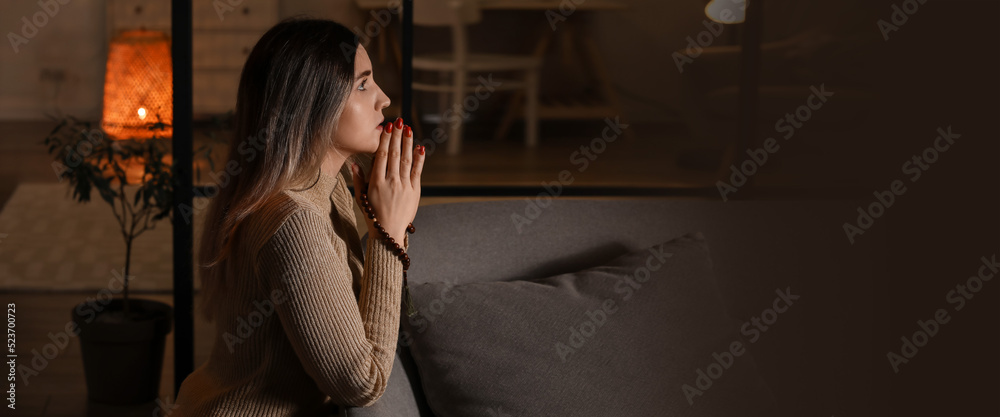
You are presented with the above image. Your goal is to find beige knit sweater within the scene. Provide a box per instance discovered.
[175,167,408,416]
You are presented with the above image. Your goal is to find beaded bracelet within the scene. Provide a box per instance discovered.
[360,188,418,317]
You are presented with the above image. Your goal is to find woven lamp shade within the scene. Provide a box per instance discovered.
[101,29,173,140]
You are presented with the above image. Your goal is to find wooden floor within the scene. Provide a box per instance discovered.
[0,119,712,415]
[1,292,212,416]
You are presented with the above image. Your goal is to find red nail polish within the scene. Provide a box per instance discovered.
[419,146,425,155]
[395,118,403,129]
[386,123,393,133]
[404,125,411,136]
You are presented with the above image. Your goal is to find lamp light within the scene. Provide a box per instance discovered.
[101,29,173,140]
[705,0,747,24]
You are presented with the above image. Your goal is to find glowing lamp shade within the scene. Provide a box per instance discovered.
[101,30,173,140]
[705,0,747,24]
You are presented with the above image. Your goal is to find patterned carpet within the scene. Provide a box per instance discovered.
[0,182,522,292]
[0,182,205,292]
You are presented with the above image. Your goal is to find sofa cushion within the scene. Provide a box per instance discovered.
[402,232,778,416]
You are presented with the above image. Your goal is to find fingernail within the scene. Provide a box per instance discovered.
[419,145,425,155]
[386,123,393,133]
[395,117,403,129]
[404,125,411,136]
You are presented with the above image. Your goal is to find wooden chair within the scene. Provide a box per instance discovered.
[407,0,541,155]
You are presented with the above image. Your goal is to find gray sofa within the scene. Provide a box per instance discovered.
[343,198,882,417]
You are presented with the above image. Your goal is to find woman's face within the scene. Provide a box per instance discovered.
[332,44,391,156]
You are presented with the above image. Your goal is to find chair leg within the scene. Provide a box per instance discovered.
[525,69,539,148]
[447,69,466,155]
[495,90,523,141]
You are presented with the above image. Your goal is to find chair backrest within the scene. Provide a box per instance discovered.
[406,0,481,65]
[411,0,481,26]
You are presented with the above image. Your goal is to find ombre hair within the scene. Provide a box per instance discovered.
[198,17,363,322]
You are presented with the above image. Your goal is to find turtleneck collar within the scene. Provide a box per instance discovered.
[287,167,341,213]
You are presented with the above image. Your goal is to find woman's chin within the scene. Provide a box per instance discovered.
[369,130,382,151]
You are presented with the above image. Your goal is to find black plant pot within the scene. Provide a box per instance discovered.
[70,298,173,405]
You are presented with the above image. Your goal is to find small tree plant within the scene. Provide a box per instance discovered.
[42,115,213,318]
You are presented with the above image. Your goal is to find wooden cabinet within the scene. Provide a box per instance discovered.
[107,0,279,117]
[192,0,278,30]
[109,0,172,32]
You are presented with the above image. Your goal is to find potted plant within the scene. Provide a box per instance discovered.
[41,115,211,405]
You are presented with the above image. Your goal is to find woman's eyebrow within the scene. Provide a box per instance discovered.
[355,69,372,81]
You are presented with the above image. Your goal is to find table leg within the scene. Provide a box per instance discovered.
[578,25,633,142]
[495,26,554,141]
[496,18,633,143]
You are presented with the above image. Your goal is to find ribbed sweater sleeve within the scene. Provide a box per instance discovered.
[256,209,404,407]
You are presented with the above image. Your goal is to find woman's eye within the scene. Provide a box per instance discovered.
[358,79,368,91]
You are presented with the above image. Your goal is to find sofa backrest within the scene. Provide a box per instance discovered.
[346,198,877,416]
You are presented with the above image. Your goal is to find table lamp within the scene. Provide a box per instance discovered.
[705,0,747,24]
[101,29,173,140]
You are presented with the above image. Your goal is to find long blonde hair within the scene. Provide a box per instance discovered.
[198,17,364,322]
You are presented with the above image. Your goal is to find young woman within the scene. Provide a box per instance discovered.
[175,18,425,416]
